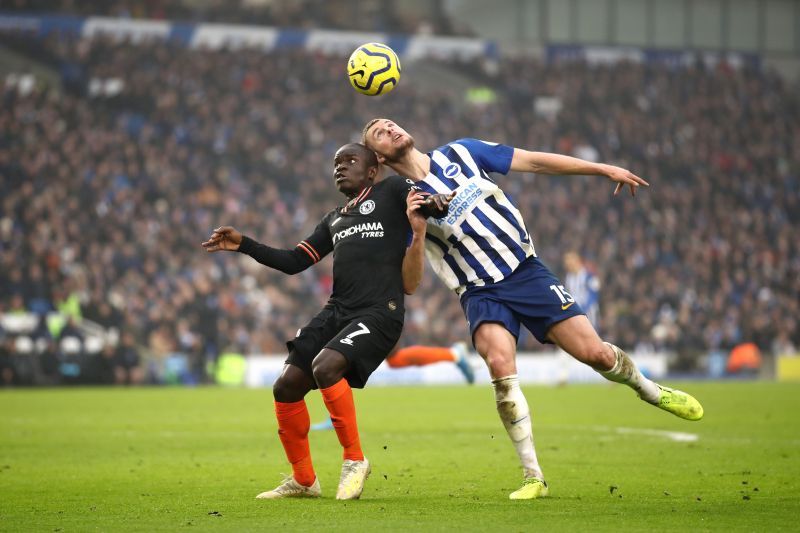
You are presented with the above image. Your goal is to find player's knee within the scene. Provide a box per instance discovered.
[310,362,332,388]
[311,352,346,389]
[482,350,515,377]
[272,376,298,403]
[583,342,615,371]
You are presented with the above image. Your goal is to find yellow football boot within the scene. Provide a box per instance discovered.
[655,385,704,421]
[509,478,549,500]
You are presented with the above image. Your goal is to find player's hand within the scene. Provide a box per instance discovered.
[406,191,429,236]
[602,164,649,197]
[201,226,243,252]
[423,191,455,215]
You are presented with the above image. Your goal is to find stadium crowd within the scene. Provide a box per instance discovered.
[3,0,471,37]
[1,32,798,384]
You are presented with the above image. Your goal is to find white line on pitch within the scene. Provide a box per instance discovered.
[613,426,699,442]
[549,424,700,442]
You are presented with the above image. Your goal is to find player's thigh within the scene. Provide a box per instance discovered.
[326,309,403,389]
[286,306,340,385]
[545,314,611,369]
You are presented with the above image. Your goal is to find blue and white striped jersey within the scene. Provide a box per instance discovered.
[413,138,536,293]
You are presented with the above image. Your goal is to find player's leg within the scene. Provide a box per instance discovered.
[257,363,320,499]
[313,348,365,464]
[312,346,368,467]
[313,349,371,500]
[546,316,703,420]
[387,343,475,383]
[473,322,548,500]
[318,310,403,500]
[387,345,453,367]
[258,308,339,499]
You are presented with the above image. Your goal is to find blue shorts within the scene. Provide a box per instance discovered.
[459,257,585,345]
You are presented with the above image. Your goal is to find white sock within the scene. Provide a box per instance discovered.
[600,342,660,403]
[492,374,543,480]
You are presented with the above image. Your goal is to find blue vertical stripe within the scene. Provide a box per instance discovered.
[425,233,469,287]
[484,196,528,243]
[442,147,477,178]
[472,206,527,263]
[460,219,513,277]
[446,235,491,281]
[428,159,461,190]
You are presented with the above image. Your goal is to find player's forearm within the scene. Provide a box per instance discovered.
[402,233,426,295]
[238,235,312,275]
[510,149,608,176]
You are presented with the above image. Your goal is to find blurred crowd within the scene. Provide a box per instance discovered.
[0,33,798,385]
[3,0,471,36]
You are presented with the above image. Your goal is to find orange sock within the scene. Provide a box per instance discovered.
[274,400,316,486]
[387,346,456,368]
[320,379,364,461]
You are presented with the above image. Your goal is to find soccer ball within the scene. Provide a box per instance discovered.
[347,43,401,96]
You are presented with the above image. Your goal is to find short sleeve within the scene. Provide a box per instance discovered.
[454,138,514,175]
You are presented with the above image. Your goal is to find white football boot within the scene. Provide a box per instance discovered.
[335,458,371,500]
[256,475,321,499]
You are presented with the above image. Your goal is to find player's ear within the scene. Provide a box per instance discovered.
[367,164,379,181]
[375,152,386,165]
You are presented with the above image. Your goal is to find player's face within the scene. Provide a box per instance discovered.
[365,119,414,162]
[333,147,376,197]
[563,252,581,272]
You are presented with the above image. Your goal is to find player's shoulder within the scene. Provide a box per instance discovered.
[321,207,341,224]
[444,137,499,150]
[379,174,411,186]
[378,174,417,191]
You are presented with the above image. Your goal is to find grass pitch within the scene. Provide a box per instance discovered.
[1,382,799,531]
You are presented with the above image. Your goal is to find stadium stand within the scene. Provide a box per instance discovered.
[0,20,797,385]
[3,0,473,36]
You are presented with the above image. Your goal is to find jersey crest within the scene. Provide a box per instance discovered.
[359,199,376,214]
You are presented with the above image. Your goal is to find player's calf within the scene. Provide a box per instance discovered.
[599,342,660,403]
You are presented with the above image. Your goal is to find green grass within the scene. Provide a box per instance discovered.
[1,382,799,531]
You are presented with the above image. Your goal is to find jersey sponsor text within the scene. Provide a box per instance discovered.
[332,221,385,243]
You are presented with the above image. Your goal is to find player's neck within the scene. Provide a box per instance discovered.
[389,148,429,181]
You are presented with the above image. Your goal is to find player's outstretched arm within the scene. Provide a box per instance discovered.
[201,225,318,275]
[402,191,428,295]
[509,148,650,197]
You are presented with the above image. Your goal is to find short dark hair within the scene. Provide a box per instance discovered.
[339,142,378,167]
[360,118,385,147]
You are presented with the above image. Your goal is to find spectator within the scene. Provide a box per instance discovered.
[114,331,143,385]
[0,335,14,386]
[0,34,796,377]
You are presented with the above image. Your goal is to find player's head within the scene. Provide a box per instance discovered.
[563,251,583,273]
[361,118,415,164]
[333,143,380,197]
